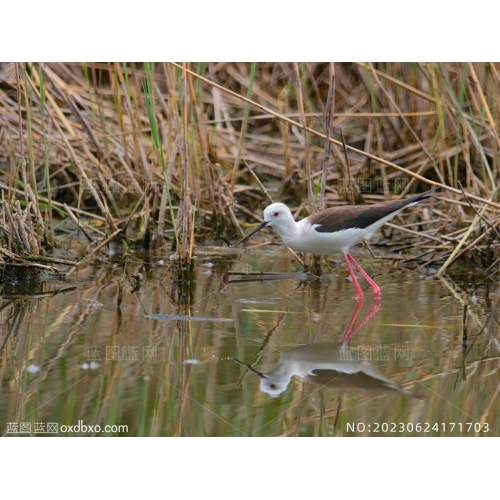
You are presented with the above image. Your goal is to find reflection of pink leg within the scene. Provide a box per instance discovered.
[343,254,364,300]
[347,253,381,300]
[342,301,381,345]
[342,300,363,341]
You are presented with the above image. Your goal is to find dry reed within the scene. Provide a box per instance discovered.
[0,62,499,278]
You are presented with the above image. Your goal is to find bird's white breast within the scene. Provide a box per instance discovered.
[282,219,368,255]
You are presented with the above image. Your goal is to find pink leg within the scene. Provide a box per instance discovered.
[343,254,364,301]
[346,253,381,299]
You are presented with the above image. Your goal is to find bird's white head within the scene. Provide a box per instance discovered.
[233,202,296,246]
[262,202,294,228]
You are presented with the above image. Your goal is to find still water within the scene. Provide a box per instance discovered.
[1,247,498,437]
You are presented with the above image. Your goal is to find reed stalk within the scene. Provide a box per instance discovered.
[0,62,499,274]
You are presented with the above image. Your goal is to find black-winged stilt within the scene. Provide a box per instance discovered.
[234,190,433,300]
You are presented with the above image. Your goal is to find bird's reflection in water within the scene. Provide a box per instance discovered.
[235,301,420,399]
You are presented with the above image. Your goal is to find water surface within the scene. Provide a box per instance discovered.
[1,247,497,437]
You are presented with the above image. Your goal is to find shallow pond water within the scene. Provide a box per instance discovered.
[1,246,498,437]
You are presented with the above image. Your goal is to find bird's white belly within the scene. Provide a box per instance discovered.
[283,224,371,255]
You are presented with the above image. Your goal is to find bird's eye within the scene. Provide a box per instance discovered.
[273,212,280,217]
[270,384,277,389]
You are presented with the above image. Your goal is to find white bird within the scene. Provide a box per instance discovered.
[234,190,433,300]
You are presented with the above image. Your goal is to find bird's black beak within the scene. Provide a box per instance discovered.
[233,358,267,379]
[232,220,269,246]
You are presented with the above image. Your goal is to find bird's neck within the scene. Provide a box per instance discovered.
[273,218,301,245]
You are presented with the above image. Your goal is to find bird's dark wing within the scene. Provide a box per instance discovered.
[310,190,432,233]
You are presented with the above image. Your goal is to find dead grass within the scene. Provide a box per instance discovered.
[0,62,499,277]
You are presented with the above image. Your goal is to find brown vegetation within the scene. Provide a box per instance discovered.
[0,62,499,279]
